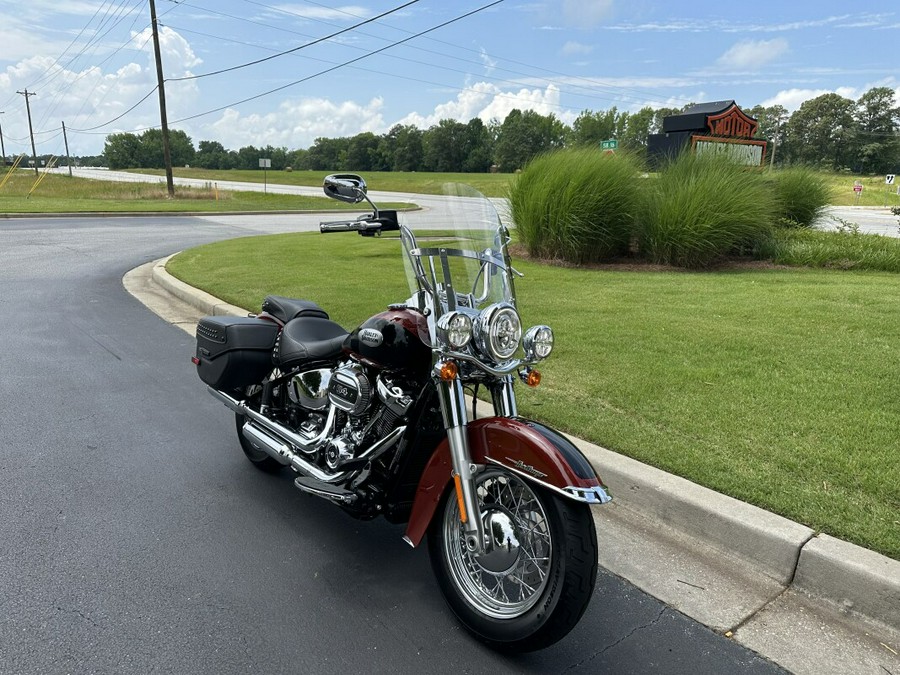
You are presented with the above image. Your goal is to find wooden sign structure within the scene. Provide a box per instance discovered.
[647,100,768,169]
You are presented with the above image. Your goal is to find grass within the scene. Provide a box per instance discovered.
[820,171,900,207]
[763,227,900,271]
[168,231,900,560]
[0,171,412,213]
[126,167,516,198]
[509,148,642,263]
[637,153,776,267]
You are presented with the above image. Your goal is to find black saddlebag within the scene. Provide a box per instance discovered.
[195,316,279,391]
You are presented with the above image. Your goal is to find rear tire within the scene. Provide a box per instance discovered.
[235,412,283,472]
[427,468,597,652]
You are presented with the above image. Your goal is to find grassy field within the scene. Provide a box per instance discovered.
[823,172,900,207]
[0,171,411,213]
[126,167,516,197]
[168,231,900,560]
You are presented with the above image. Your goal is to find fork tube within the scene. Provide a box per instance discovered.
[490,375,518,418]
[436,377,485,553]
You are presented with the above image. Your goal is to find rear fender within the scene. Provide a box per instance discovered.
[403,417,611,547]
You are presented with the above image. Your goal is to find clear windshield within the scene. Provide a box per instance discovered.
[400,183,517,316]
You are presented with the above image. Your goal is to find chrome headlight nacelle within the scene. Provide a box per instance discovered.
[436,310,475,349]
[523,325,554,360]
[474,302,522,362]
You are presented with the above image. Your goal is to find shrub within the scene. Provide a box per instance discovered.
[767,166,832,228]
[508,147,642,263]
[636,152,775,268]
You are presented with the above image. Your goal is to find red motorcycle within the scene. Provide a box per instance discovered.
[193,175,611,651]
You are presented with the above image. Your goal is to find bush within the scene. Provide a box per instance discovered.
[767,166,831,228]
[636,152,775,268]
[508,147,642,263]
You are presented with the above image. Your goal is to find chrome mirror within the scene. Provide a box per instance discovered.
[323,174,367,204]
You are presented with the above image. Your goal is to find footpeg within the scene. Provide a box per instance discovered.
[294,476,358,504]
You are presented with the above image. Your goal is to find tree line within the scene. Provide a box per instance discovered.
[101,86,899,174]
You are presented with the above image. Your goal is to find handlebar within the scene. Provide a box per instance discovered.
[319,210,400,236]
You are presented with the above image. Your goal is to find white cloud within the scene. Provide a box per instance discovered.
[717,38,789,70]
[204,97,385,149]
[761,86,860,111]
[396,82,573,129]
[562,41,594,56]
[479,48,497,75]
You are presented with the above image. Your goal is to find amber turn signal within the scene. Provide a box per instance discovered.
[439,360,458,381]
[525,369,541,387]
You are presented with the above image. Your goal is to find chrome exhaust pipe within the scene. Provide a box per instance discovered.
[241,422,349,483]
[211,386,407,484]
[208,386,335,454]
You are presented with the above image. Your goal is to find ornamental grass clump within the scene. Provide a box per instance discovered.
[768,166,832,228]
[637,152,775,268]
[509,148,642,263]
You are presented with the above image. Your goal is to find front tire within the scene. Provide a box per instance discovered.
[427,468,598,652]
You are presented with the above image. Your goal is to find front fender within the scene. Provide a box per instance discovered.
[403,417,611,547]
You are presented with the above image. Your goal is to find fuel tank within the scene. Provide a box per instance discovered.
[344,308,432,375]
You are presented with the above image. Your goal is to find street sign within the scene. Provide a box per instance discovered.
[886,174,895,185]
[853,185,863,193]
[259,158,271,168]
[600,139,618,151]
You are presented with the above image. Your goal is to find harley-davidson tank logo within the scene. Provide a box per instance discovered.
[505,457,548,479]
[359,328,383,347]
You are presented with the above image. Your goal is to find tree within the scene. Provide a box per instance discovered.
[854,87,900,173]
[306,137,349,170]
[196,140,233,170]
[616,106,654,152]
[345,132,380,171]
[746,104,788,165]
[132,128,195,168]
[571,108,618,147]
[103,132,142,169]
[462,118,493,172]
[386,124,423,171]
[784,93,856,169]
[494,109,569,172]
[423,119,469,172]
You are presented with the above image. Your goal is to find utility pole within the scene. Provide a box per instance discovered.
[0,111,6,165]
[149,0,175,197]
[16,89,39,176]
[62,121,73,177]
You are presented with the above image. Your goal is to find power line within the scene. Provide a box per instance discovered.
[167,0,504,125]
[167,0,420,82]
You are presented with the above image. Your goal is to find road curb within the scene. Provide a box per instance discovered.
[149,256,900,634]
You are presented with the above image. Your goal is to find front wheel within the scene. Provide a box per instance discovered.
[427,468,598,652]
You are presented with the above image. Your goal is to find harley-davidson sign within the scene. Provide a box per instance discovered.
[646,100,768,168]
[706,104,758,139]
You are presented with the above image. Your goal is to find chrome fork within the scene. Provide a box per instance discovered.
[436,377,486,554]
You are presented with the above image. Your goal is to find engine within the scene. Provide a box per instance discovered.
[288,362,413,471]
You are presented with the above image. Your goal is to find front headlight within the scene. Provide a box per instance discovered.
[523,325,554,360]
[475,303,522,361]
[436,311,473,349]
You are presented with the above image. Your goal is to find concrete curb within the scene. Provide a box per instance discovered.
[150,256,900,635]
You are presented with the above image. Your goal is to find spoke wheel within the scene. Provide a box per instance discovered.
[428,468,598,652]
[443,471,551,619]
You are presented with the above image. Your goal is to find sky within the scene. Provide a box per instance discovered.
[0,0,897,157]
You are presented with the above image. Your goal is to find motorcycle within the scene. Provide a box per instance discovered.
[193,174,612,651]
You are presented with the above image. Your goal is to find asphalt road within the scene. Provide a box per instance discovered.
[0,214,784,674]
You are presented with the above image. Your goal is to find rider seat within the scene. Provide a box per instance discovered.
[275,316,348,368]
[262,295,329,325]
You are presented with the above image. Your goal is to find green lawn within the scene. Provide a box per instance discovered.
[822,171,900,207]
[0,172,412,213]
[168,231,900,560]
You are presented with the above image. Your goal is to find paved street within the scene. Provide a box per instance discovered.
[0,214,783,673]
